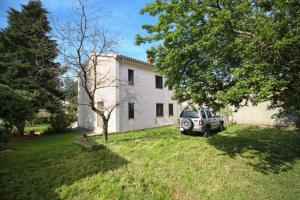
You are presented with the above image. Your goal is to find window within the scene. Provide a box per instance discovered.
[201,110,207,119]
[156,103,164,117]
[155,75,163,89]
[211,111,216,118]
[128,69,134,85]
[205,110,212,118]
[180,111,200,118]
[169,104,174,116]
[128,103,134,119]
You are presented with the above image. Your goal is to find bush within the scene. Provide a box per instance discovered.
[49,112,71,132]
[48,106,77,133]
[28,116,51,126]
[0,84,35,137]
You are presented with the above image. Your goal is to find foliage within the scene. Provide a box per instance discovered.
[0,0,64,113]
[28,116,51,125]
[48,106,76,133]
[60,76,78,118]
[0,84,35,137]
[61,77,78,107]
[1,125,300,199]
[49,112,71,133]
[0,125,8,142]
[136,0,300,114]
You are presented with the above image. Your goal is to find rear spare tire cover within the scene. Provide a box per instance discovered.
[181,118,193,131]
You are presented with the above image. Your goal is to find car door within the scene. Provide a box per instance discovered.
[205,110,218,130]
[204,109,213,128]
[210,111,219,130]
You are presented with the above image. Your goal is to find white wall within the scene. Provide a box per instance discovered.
[94,56,119,133]
[229,101,278,125]
[78,54,180,133]
[78,55,118,133]
[77,78,96,129]
[118,60,179,132]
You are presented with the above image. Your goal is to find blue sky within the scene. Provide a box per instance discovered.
[0,0,156,61]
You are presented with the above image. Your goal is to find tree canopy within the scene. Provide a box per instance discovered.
[136,0,300,115]
[0,0,63,113]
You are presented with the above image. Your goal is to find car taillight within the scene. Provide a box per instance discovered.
[199,119,203,126]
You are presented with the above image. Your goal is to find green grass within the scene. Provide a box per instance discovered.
[0,125,300,200]
[24,123,50,134]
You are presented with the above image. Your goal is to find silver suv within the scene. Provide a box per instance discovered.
[178,108,224,137]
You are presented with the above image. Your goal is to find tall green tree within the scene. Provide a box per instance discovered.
[0,0,63,112]
[136,0,300,116]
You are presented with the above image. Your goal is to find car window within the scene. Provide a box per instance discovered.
[180,111,200,118]
[210,111,216,118]
[205,110,212,118]
[201,110,206,119]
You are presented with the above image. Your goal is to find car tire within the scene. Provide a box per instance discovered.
[181,131,188,135]
[181,118,193,131]
[203,126,211,137]
[219,122,224,132]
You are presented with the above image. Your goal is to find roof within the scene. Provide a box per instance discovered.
[116,54,154,67]
[100,53,154,67]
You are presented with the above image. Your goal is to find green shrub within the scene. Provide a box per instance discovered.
[28,117,51,126]
[0,84,35,137]
[49,112,71,132]
[48,107,77,133]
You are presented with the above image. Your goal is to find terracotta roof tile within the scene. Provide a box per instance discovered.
[115,54,154,67]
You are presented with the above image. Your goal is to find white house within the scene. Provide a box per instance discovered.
[78,53,180,133]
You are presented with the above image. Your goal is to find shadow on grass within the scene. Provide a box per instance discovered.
[207,126,300,174]
[0,136,128,200]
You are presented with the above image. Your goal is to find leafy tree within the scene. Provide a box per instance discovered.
[136,0,300,115]
[61,76,78,108]
[0,0,63,113]
[0,84,35,137]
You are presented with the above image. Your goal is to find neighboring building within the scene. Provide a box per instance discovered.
[78,53,180,133]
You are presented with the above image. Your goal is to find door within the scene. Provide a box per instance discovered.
[210,110,219,130]
[205,110,217,129]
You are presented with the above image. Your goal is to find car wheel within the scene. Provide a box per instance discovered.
[181,118,193,131]
[181,131,188,135]
[203,126,211,137]
[219,122,224,132]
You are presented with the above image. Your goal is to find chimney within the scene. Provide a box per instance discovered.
[146,50,154,64]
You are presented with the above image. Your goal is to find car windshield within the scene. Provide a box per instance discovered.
[180,111,200,118]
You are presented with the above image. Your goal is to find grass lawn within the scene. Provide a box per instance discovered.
[0,125,300,200]
[24,123,50,134]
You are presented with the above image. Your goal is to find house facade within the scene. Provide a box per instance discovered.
[78,53,180,133]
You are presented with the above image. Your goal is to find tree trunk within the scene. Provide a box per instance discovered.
[2,121,12,142]
[16,120,25,138]
[102,120,108,142]
[4,121,12,135]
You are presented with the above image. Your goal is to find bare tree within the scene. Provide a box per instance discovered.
[54,0,132,141]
